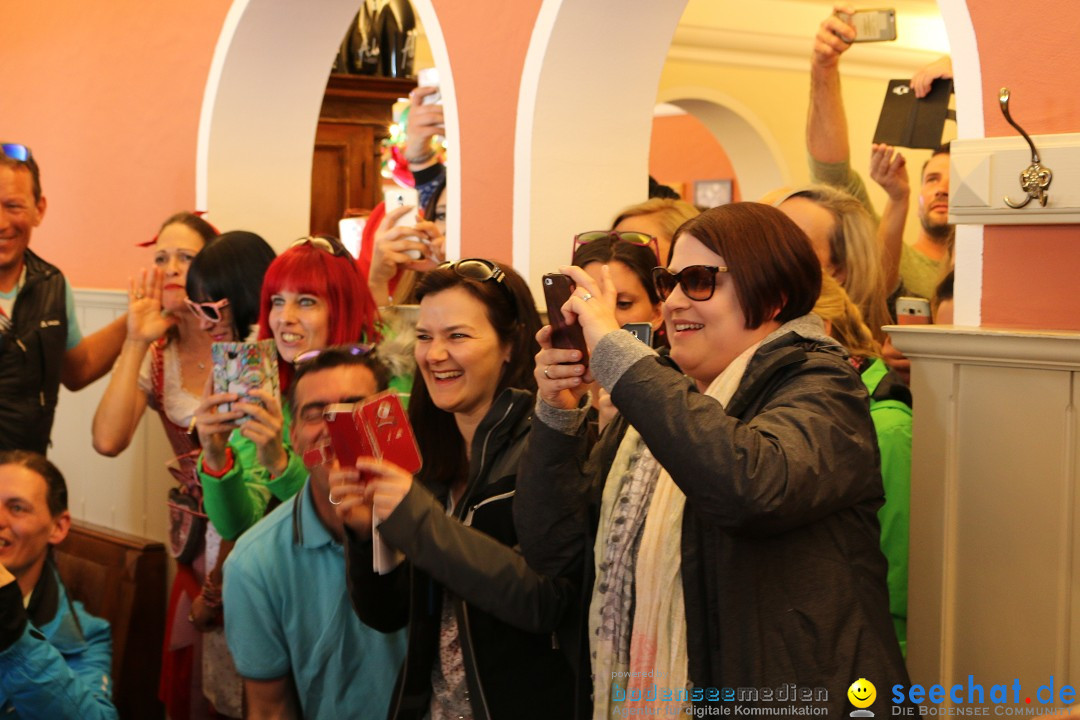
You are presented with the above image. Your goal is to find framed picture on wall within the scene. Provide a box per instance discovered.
[693,179,733,209]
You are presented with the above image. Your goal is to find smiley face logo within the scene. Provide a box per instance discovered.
[847,678,876,709]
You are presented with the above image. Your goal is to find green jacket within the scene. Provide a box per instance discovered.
[199,403,307,541]
[862,357,912,656]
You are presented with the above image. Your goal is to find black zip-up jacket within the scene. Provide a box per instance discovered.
[515,324,911,717]
[0,250,68,454]
[344,387,582,720]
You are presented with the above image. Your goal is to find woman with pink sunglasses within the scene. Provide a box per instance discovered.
[91,212,230,719]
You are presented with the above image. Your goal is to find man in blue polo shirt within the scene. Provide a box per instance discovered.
[223,346,405,718]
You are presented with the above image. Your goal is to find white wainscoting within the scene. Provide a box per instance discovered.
[50,289,174,544]
[890,325,1080,699]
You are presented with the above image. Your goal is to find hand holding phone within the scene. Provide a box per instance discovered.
[543,273,589,366]
[835,8,897,43]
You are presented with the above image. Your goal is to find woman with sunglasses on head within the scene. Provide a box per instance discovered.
[195,235,382,543]
[571,231,665,433]
[517,203,909,718]
[335,259,582,720]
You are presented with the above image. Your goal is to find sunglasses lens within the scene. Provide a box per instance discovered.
[453,260,495,281]
[617,232,654,247]
[1,144,29,162]
[682,266,716,300]
[653,268,676,300]
[575,231,610,245]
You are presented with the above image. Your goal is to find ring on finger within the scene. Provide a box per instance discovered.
[543,365,552,380]
[134,292,145,299]
[582,292,593,302]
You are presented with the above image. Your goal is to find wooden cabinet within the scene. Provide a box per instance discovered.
[311,74,416,235]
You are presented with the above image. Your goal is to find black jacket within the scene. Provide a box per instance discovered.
[0,250,68,454]
[344,388,581,720]
[515,326,911,717]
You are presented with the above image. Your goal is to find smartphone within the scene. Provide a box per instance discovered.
[896,296,932,325]
[836,8,897,42]
[542,273,589,366]
[211,340,280,422]
[622,322,653,346]
[416,67,441,106]
[357,391,423,474]
[324,403,374,469]
[383,187,425,259]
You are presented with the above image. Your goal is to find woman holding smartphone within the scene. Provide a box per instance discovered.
[194,236,382,541]
[336,260,581,720]
[517,203,908,718]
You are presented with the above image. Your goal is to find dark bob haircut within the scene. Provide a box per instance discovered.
[186,231,277,340]
[671,202,822,329]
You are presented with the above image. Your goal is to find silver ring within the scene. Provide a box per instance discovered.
[134,292,145,300]
[543,365,552,379]
[582,293,593,302]
[328,489,342,506]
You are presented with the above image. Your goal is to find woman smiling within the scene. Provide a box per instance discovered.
[517,202,909,718]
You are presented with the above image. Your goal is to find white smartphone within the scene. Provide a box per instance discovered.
[896,296,932,325]
[416,67,441,106]
[383,187,426,260]
[836,8,897,43]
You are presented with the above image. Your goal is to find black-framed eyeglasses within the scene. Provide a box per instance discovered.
[652,265,729,302]
[573,231,659,262]
[1,143,31,163]
[290,235,349,258]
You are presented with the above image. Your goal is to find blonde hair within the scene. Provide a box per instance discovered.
[814,274,882,360]
[784,185,890,343]
[611,198,700,244]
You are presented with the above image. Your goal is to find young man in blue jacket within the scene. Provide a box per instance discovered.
[0,450,116,719]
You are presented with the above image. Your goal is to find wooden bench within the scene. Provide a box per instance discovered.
[54,520,166,720]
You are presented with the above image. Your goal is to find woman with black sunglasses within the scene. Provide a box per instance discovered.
[517,203,909,718]
[334,259,583,720]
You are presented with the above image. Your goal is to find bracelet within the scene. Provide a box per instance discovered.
[405,146,437,165]
[200,578,223,610]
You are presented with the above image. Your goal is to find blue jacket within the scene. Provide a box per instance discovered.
[0,560,117,719]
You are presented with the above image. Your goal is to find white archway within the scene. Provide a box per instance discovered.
[659,88,790,203]
[514,0,690,291]
[196,0,459,255]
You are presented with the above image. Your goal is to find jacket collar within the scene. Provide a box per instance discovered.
[20,248,60,288]
[27,558,87,653]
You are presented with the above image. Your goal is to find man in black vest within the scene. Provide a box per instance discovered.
[0,144,126,454]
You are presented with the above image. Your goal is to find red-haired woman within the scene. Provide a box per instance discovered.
[194,236,381,541]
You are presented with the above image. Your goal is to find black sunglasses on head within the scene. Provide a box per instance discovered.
[652,265,728,302]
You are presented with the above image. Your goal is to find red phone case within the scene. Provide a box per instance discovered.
[357,391,423,474]
[325,403,375,468]
[542,273,589,365]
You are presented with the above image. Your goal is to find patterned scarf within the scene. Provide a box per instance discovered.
[589,340,762,718]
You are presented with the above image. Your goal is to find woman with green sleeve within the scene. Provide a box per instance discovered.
[193,236,383,540]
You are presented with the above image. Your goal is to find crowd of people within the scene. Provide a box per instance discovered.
[0,6,959,719]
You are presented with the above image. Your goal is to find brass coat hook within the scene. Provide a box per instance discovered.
[999,87,1052,208]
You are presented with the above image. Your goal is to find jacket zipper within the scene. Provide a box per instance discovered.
[462,490,514,527]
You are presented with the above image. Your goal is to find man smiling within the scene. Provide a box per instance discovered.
[0,144,126,454]
[0,450,116,719]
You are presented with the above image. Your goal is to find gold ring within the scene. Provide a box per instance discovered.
[543,366,552,379]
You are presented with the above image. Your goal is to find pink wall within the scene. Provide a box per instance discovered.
[6,1,231,289]
[430,0,543,265]
[649,114,741,204]
[969,0,1080,329]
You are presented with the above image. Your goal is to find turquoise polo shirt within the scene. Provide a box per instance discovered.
[224,480,406,719]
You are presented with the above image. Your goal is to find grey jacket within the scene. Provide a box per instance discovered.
[515,318,910,716]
